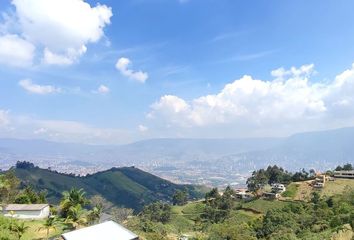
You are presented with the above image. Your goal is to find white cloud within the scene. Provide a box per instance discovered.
[0,34,35,67]
[97,84,110,94]
[148,63,354,137]
[0,110,10,127]
[1,0,112,66]
[0,112,132,144]
[42,47,87,65]
[19,79,61,95]
[138,124,148,132]
[116,57,149,83]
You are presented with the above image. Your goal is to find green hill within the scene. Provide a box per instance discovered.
[12,166,205,211]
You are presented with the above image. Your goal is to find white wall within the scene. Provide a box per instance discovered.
[3,206,50,219]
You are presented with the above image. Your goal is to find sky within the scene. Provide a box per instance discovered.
[1,0,354,144]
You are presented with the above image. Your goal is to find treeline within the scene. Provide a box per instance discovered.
[247,165,318,194]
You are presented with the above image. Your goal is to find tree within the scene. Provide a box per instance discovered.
[208,222,257,240]
[142,202,171,224]
[205,188,219,201]
[111,207,134,223]
[0,171,20,204]
[342,163,353,171]
[172,190,188,206]
[247,169,268,195]
[87,204,102,225]
[60,188,89,218]
[10,222,29,240]
[64,204,87,229]
[38,217,59,240]
[14,186,47,204]
[15,161,35,169]
[311,192,321,205]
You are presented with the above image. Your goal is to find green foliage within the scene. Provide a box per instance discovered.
[14,186,47,204]
[10,166,204,211]
[0,170,20,204]
[60,188,89,218]
[142,202,172,224]
[201,186,235,223]
[9,222,30,240]
[208,221,257,240]
[282,183,299,198]
[38,217,60,240]
[172,190,188,206]
[335,163,353,171]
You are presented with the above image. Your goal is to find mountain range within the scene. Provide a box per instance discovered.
[0,127,354,185]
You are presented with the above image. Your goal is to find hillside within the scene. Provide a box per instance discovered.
[12,166,205,211]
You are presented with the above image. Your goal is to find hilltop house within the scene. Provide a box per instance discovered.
[271,183,286,193]
[61,221,139,240]
[334,170,354,179]
[1,204,50,219]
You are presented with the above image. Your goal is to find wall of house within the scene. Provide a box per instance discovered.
[3,206,50,219]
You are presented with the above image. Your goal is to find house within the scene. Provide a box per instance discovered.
[1,204,50,219]
[334,170,354,179]
[235,190,253,200]
[271,183,286,193]
[263,192,280,200]
[61,221,139,240]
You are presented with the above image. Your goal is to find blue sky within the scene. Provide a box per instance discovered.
[1,0,354,144]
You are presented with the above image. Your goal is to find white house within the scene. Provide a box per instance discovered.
[1,204,50,219]
[61,221,139,240]
[334,170,354,179]
[271,183,286,193]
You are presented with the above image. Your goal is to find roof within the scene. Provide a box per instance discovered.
[334,170,354,174]
[99,212,113,223]
[3,204,49,211]
[62,221,138,240]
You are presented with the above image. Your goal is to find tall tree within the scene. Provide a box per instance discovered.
[38,217,59,240]
[10,222,29,240]
[60,188,89,218]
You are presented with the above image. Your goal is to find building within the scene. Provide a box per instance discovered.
[263,192,280,200]
[1,204,50,219]
[271,183,286,193]
[61,221,139,240]
[334,170,354,179]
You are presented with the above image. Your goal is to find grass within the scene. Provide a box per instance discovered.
[17,220,63,240]
[242,199,290,213]
[321,179,354,197]
[282,182,299,198]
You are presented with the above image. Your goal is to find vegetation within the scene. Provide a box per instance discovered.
[335,163,353,171]
[1,162,354,240]
[10,162,205,211]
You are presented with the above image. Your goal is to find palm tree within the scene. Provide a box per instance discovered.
[38,216,59,240]
[87,204,103,225]
[10,222,29,240]
[65,205,87,230]
[60,188,88,218]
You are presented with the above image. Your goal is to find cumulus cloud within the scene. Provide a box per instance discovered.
[97,84,110,94]
[116,57,149,83]
[19,79,61,94]
[0,34,35,67]
[0,0,112,66]
[148,63,354,137]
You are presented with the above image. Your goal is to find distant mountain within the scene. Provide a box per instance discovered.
[1,127,354,186]
[11,165,206,211]
[216,127,354,171]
